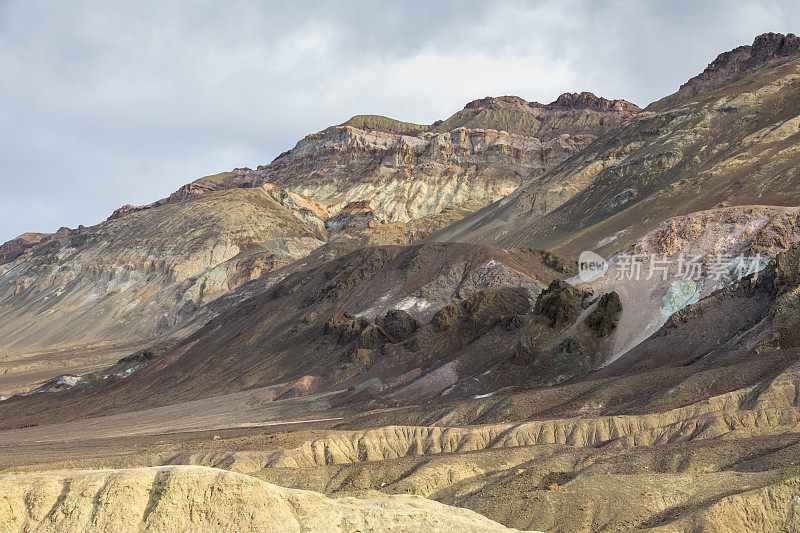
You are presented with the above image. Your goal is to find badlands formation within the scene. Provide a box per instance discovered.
[3,33,800,532]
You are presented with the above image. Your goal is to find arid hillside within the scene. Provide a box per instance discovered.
[0,91,637,395]
[433,40,800,256]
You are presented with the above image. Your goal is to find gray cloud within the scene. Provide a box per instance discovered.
[1,0,798,242]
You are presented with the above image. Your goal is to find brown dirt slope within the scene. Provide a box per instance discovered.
[0,241,574,426]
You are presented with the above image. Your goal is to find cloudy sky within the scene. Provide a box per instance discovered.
[0,0,798,243]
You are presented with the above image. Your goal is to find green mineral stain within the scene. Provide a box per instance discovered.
[661,278,701,318]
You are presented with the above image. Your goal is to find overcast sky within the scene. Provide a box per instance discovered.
[1,0,798,243]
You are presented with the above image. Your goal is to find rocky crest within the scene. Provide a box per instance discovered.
[0,227,88,266]
[95,93,640,227]
[233,93,639,222]
[434,92,640,139]
[0,232,50,265]
[107,168,252,221]
[681,32,800,91]
[436,52,800,255]
[464,92,640,114]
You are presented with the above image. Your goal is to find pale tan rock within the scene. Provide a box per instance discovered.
[239,125,595,223]
[0,465,527,532]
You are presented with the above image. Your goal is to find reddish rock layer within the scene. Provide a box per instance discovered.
[0,233,49,265]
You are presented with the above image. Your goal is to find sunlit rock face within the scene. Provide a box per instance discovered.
[238,93,640,222]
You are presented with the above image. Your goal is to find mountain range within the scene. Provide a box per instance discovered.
[2,33,800,532]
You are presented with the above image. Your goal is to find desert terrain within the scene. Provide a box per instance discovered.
[2,32,800,532]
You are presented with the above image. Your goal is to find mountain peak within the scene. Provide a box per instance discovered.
[681,32,800,91]
[548,92,641,112]
[463,93,640,113]
[463,95,531,110]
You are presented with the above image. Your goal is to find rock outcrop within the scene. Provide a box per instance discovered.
[534,280,591,328]
[239,125,594,223]
[106,168,252,220]
[584,291,621,337]
[376,309,419,341]
[325,200,379,229]
[239,93,639,223]
[432,92,640,138]
[325,313,371,344]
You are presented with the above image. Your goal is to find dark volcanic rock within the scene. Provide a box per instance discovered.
[585,291,622,338]
[376,309,419,341]
[510,336,589,385]
[324,313,370,344]
[534,280,591,328]
[431,287,530,333]
[0,232,50,265]
[550,337,590,381]
[341,348,374,367]
[496,314,523,331]
[511,336,542,366]
[356,324,390,349]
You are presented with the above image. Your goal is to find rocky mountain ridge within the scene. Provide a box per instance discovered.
[434,52,800,255]
[106,168,252,220]
[236,125,588,222]
[79,92,639,229]
[344,92,641,138]
[681,32,800,91]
